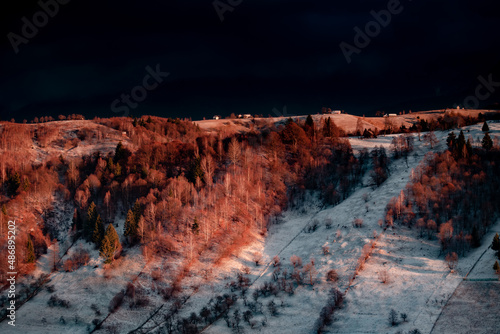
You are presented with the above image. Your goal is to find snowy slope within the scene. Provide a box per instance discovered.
[201,122,500,334]
[1,121,498,334]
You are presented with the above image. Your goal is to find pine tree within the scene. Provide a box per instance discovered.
[107,157,114,172]
[305,115,315,138]
[305,115,314,128]
[100,237,113,264]
[7,172,21,197]
[113,141,131,171]
[124,209,131,234]
[92,215,105,247]
[106,224,119,248]
[132,200,142,223]
[114,163,121,176]
[124,209,138,241]
[100,224,121,264]
[482,121,489,132]
[492,233,500,251]
[446,132,456,151]
[26,237,35,263]
[86,202,98,238]
[187,156,204,184]
[114,141,124,163]
[456,131,466,158]
[192,217,200,235]
[88,202,97,222]
[466,139,473,158]
[482,133,493,151]
[323,117,332,137]
[22,177,30,191]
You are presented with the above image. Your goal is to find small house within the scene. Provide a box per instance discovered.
[243,114,252,119]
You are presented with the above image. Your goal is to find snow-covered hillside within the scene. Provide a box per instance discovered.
[199,122,500,334]
[1,120,499,334]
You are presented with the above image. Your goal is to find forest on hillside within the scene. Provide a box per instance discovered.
[386,128,500,256]
[0,116,371,283]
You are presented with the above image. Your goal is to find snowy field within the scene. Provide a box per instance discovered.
[430,281,500,334]
[429,221,500,334]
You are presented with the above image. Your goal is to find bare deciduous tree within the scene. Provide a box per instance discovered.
[389,309,398,326]
[352,218,363,228]
[378,269,389,284]
[252,252,262,266]
[290,255,302,268]
[322,245,330,255]
[445,252,458,271]
[423,131,438,149]
[326,269,338,282]
[201,155,215,187]
[228,138,241,165]
[104,191,111,221]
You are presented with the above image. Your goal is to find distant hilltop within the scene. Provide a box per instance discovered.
[195,108,500,136]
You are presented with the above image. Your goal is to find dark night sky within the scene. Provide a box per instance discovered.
[1,0,500,121]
